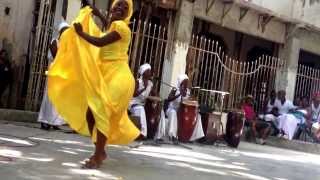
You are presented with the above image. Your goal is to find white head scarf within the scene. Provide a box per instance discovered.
[138,63,151,77]
[177,74,189,88]
[58,21,70,33]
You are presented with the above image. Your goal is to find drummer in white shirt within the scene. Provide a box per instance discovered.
[155,74,204,143]
[129,63,154,138]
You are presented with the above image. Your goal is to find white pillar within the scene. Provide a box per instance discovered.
[66,0,81,24]
[276,36,301,101]
[160,0,194,98]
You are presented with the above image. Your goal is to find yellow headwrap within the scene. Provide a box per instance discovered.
[111,0,133,24]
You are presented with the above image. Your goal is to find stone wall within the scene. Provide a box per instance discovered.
[250,0,295,17]
[0,0,33,65]
[193,0,286,44]
[302,0,320,28]
[0,0,34,108]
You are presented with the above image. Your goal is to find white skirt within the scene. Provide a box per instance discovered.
[277,114,299,140]
[129,105,148,137]
[155,108,204,141]
[38,84,65,126]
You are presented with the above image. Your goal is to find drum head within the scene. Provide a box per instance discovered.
[182,100,199,107]
[147,96,161,102]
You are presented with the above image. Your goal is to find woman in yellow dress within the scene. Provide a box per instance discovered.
[47,0,139,169]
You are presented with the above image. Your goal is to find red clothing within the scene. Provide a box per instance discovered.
[242,104,256,121]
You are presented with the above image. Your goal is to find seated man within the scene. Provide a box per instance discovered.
[129,63,154,138]
[261,90,280,136]
[275,90,296,115]
[155,74,204,143]
[309,93,320,125]
[307,93,320,141]
[242,95,271,145]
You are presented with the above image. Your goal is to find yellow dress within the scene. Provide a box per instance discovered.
[47,7,140,144]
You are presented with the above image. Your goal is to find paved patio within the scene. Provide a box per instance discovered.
[1,121,320,180]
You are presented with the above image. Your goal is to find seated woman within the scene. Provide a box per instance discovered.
[128,63,154,138]
[155,74,204,143]
[278,97,310,140]
[242,95,271,145]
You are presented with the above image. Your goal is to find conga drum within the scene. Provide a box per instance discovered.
[225,110,245,148]
[178,100,199,142]
[201,112,227,143]
[145,96,162,139]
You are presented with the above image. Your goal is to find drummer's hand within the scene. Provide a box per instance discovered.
[74,23,83,35]
[172,88,177,93]
[181,88,187,97]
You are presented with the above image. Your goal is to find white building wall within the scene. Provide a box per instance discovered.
[0,0,34,65]
[250,0,294,17]
[193,0,286,44]
[302,1,320,27]
[247,0,320,28]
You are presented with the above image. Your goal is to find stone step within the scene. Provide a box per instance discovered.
[0,108,38,123]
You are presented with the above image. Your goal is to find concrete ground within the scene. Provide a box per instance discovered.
[1,121,320,180]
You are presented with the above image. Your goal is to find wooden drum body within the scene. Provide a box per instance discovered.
[225,110,245,148]
[201,112,225,143]
[145,96,162,139]
[178,100,199,142]
[129,115,141,131]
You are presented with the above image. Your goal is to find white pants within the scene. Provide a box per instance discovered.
[38,84,65,126]
[130,105,147,137]
[277,114,299,140]
[155,108,204,141]
[312,122,320,134]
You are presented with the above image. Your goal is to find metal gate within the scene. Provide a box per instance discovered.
[25,0,56,111]
[128,19,169,91]
[295,64,320,99]
[187,35,284,112]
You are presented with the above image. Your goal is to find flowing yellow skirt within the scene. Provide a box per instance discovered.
[47,7,140,144]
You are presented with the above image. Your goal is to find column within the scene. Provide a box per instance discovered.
[276,36,301,101]
[66,0,81,24]
[160,0,194,98]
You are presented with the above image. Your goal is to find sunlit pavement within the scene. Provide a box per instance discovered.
[1,121,320,180]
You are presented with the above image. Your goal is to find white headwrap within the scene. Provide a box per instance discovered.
[139,63,151,77]
[177,74,189,88]
[58,21,70,33]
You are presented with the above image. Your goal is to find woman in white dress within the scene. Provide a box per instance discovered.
[128,63,153,138]
[278,97,310,140]
[38,22,69,130]
[155,74,204,142]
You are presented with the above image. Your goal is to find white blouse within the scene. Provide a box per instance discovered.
[129,79,153,107]
[275,99,295,115]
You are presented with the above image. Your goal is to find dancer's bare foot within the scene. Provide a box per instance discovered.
[82,152,107,169]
